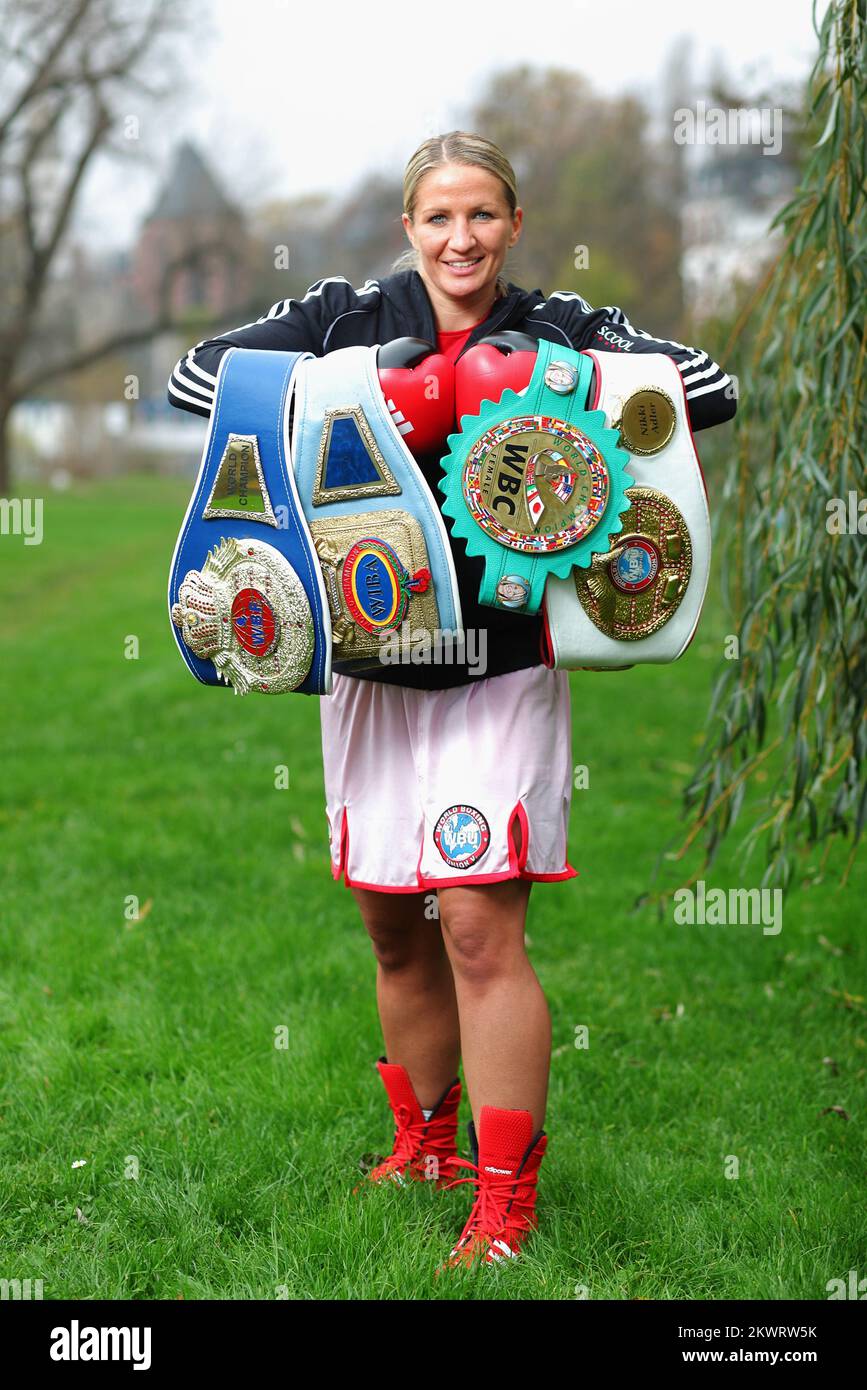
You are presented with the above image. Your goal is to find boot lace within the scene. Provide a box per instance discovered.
[442,1155,532,1249]
[369,1103,448,1182]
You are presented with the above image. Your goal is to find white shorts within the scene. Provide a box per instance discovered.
[319,664,578,892]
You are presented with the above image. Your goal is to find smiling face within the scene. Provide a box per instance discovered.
[402,163,522,310]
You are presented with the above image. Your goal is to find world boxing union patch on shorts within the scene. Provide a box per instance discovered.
[433,805,491,870]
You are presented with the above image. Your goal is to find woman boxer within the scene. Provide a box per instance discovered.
[168,130,736,1271]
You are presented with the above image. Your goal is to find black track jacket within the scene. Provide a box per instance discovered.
[168,270,736,688]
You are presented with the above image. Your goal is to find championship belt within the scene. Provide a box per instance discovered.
[541,352,712,668]
[291,344,462,673]
[438,339,634,614]
[169,343,465,694]
[168,347,332,695]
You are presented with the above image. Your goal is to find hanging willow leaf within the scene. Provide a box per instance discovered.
[814,88,841,146]
[855,779,867,841]
[804,795,820,841]
[793,733,811,807]
[674,0,867,901]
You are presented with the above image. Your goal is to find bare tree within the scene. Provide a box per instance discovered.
[0,0,240,492]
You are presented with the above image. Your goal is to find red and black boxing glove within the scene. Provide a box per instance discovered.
[377,338,455,458]
[454,331,538,422]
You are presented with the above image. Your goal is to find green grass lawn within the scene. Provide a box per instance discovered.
[0,475,864,1300]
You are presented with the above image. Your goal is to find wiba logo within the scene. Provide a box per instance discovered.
[49,1320,151,1371]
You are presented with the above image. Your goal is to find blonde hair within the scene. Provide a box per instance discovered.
[392,131,518,297]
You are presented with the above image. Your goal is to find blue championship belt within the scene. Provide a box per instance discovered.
[439,341,635,614]
[290,344,462,673]
[168,347,332,695]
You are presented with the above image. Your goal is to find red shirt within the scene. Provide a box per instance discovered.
[436,316,488,363]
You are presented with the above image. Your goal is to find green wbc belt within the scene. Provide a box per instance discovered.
[439,341,634,613]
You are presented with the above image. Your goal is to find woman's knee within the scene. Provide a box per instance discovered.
[439,884,531,986]
[351,889,443,974]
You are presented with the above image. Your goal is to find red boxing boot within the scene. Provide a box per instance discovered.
[360,1057,461,1189]
[440,1106,547,1269]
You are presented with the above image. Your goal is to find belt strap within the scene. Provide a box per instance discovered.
[290,344,463,645]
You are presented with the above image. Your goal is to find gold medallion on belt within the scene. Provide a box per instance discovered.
[575,486,693,639]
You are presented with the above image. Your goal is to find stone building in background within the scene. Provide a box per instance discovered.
[133,140,250,322]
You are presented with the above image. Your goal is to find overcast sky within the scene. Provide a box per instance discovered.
[75,0,826,253]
